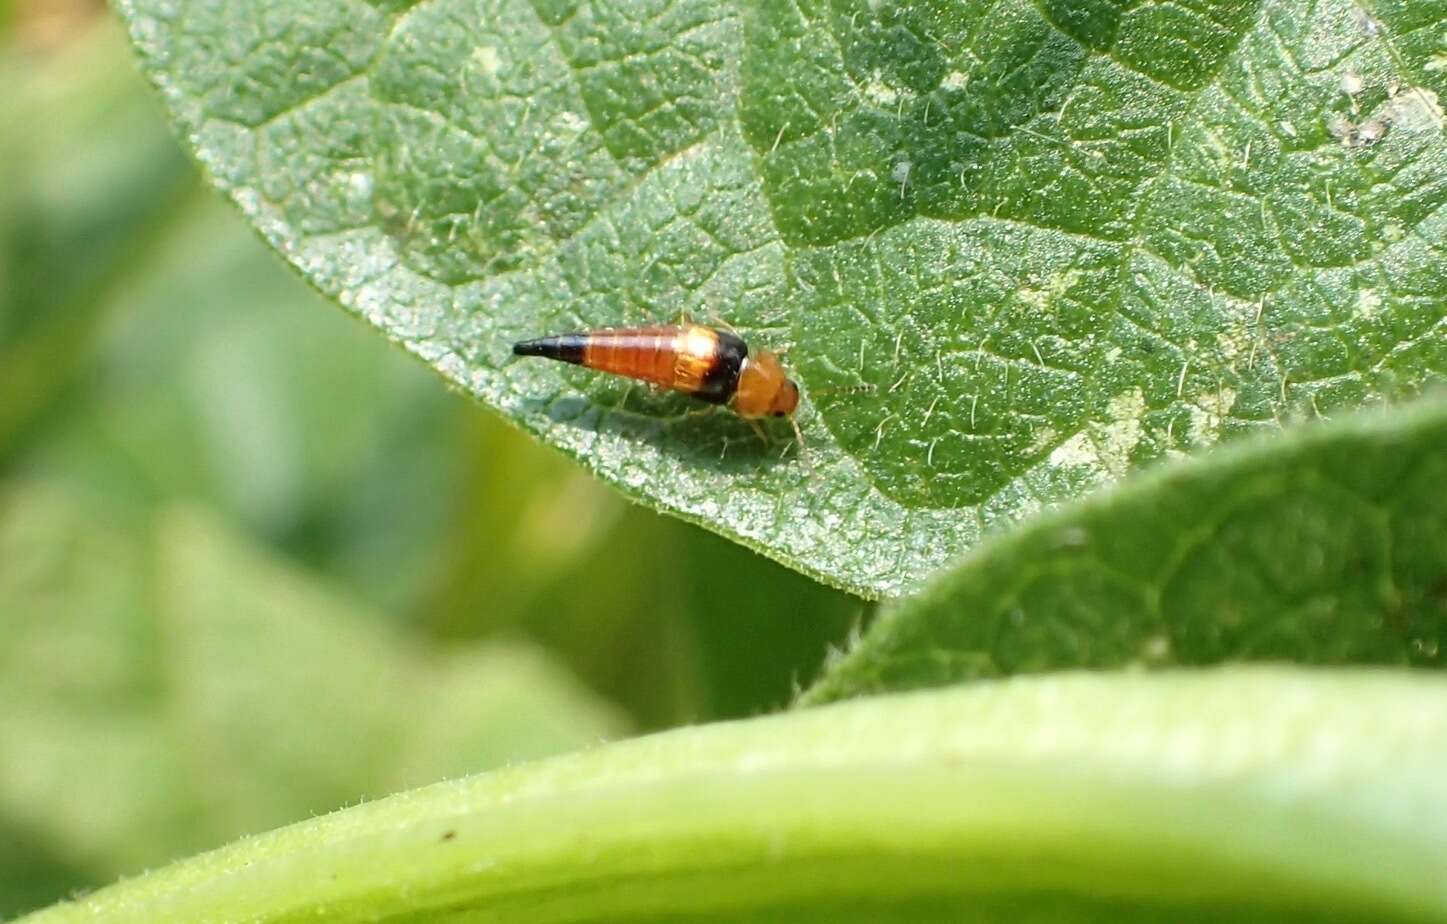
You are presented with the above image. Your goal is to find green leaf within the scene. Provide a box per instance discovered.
[18,668,1447,923]
[804,397,1447,705]
[0,484,626,916]
[112,0,1447,595]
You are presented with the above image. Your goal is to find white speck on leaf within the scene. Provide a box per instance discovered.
[1356,289,1382,318]
[1387,87,1444,132]
[1186,386,1237,447]
[1328,114,1355,144]
[940,70,969,91]
[347,171,374,202]
[1216,325,1251,364]
[863,72,904,107]
[1049,432,1100,470]
[1352,8,1382,35]
[1017,285,1048,310]
[1357,119,1388,145]
[1027,426,1058,456]
[891,158,911,193]
[1096,388,1145,477]
[474,45,502,77]
[555,111,590,135]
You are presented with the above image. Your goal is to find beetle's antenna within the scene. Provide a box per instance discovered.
[808,382,877,398]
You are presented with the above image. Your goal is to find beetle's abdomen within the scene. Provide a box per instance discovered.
[586,326,683,390]
[513,325,747,404]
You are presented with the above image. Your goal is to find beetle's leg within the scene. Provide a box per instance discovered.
[709,313,742,337]
[678,404,719,421]
[788,415,817,476]
[607,380,635,412]
[747,417,770,446]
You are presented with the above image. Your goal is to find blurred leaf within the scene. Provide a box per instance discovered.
[111,0,1447,596]
[0,18,191,454]
[21,193,478,617]
[423,433,864,727]
[19,668,1447,923]
[804,398,1447,704]
[0,483,626,918]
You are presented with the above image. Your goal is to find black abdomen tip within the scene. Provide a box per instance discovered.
[513,334,586,364]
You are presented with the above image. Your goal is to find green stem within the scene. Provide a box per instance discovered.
[23,668,1447,923]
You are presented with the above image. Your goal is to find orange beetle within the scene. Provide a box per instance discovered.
[513,324,800,421]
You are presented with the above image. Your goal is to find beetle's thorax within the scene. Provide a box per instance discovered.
[733,350,799,418]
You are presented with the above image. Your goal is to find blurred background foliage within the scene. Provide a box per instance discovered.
[0,5,861,916]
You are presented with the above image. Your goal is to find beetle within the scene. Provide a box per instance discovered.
[512,324,800,418]
[512,323,803,443]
